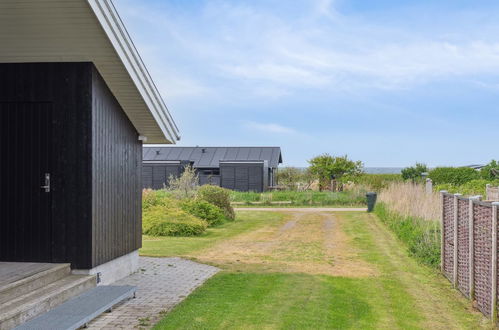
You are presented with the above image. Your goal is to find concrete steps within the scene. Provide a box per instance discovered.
[0,264,96,330]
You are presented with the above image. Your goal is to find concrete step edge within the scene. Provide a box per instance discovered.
[0,264,71,304]
[0,275,96,327]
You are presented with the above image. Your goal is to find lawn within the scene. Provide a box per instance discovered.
[144,210,491,329]
[140,211,287,257]
[229,190,366,207]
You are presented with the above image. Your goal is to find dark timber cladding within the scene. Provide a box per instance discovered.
[0,62,142,269]
[143,147,282,192]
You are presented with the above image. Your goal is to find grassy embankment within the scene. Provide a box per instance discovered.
[229,190,366,207]
[375,182,441,268]
[142,210,489,329]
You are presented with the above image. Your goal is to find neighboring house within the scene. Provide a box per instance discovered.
[143,147,283,192]
[0,0,179,283]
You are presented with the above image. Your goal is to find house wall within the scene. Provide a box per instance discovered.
[0,62,143,269]
[91,66,142,268]
[220,162,265,192]
[142,163,182,189]
[0,62,93,268]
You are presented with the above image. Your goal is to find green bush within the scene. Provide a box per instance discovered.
[342,173,402,191]
[429,167,479,185]
[142,189,174,211]
[374,203,440,268]
[434,179,499,196]
[143,204,207,236]
[180,199,226,226]
[401,163,428,182]
[480,160,499,180]
[197,185,235,220]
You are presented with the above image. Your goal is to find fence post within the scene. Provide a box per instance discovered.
[440,191,448,274]
[487,184,491,201]
[425,178,433,194]
[469,196,481,300]
[491,202,499,321]
[453,194,462,288]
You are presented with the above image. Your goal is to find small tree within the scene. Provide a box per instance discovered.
[401,163,428,182]
[167,165,199,199]
[480,160,499,180]
[308,154,363,191]
[277,167,304,190]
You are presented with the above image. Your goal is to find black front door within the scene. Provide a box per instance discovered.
[0,102,53,262]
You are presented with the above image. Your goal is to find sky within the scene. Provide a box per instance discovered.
[114,0,499,167]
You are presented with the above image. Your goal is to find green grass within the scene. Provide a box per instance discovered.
[155,273,379,330]
[152,211,488,329]
[374,203,440,268]
[140,211,286,256]
[343,173,402,191]
[229,190,366,206]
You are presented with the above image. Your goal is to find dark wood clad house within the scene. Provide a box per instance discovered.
[143,147,282,192]
[0,0,179,283]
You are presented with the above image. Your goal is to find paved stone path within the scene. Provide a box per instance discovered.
[87,257,219,329]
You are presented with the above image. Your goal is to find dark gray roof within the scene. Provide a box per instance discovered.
[143,147,283,168]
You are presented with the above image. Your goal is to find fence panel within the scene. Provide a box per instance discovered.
[443,194,455,281]
[473,203,493,317]
[457,197,470,297]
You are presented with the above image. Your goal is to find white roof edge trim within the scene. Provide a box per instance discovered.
[86,0,180,143]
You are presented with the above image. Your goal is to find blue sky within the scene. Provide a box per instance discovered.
[115,0,499,167]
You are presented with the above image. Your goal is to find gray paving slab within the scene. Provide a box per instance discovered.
[86,257,219,329]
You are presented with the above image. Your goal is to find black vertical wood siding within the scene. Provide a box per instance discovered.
[0,63,93,268]
[142,164,182,189]
[91,67,142,268]
[0,63,142,269]
[220,163,264,192]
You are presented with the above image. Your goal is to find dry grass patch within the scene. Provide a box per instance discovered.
[379,182,440,221]
[191,212,377,277]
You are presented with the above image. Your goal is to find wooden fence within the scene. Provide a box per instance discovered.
[486,185,499,201]
[441,191,499,319]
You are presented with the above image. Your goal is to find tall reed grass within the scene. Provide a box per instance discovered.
[378,182,440,221]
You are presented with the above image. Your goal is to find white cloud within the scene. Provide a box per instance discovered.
[244,121,297,134]
[116,0,499,101]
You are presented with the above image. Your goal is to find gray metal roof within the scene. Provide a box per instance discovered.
[143,147,283,168]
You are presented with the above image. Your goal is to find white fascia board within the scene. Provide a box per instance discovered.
[86,0,180,143]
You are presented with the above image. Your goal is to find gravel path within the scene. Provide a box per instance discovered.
[87,257,219,329]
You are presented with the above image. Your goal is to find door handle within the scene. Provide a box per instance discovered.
[41,173,50,193]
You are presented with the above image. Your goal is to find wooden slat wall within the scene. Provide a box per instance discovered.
[0,62,93,268]
[91,66,142,268]
[220,163,264,192]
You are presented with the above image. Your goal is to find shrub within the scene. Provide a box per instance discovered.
[401,163,428,182]
[180,199,226,226]
[167,165,199,199]
[142,189,175,211]
[429,167,479,185]
[197,185,235,220]
[375,203,440,268]
[143,204,207,236]
[308,154,363,191]
[480,160,499,180]
[342,173,402,191]
[434,179,499,196]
